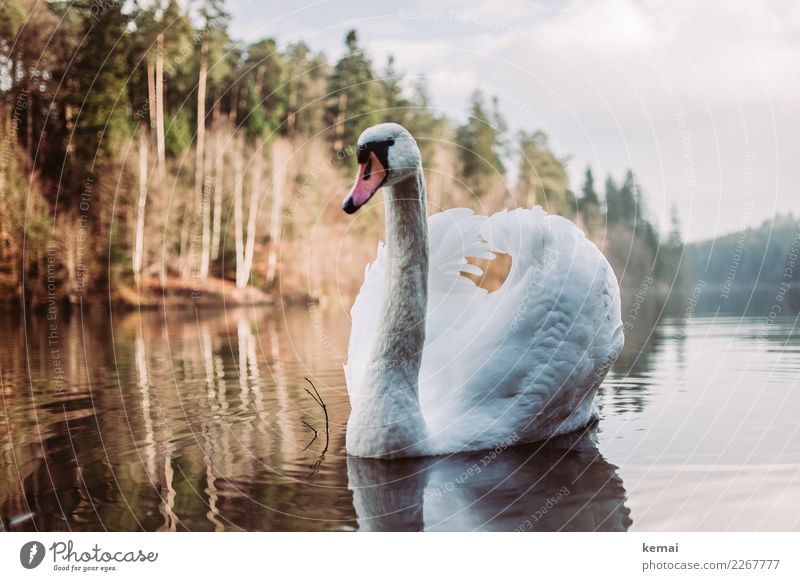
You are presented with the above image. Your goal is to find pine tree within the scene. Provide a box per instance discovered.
[516,130,571,214]
[580,166,602,234]
[240,37,287,139]
[581,167,599,205]
[326,30,381,151]
[405,76,440,167]
[605,175,621,223]
[72,5,131,166]
[619,169,638,223]
[284,42,328,137]
[381,54,407,116]
[455,89,505,197]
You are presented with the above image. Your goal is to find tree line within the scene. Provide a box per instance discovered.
[0,0,682,307]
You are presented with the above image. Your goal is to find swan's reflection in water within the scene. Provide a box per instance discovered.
[348,425,631,531]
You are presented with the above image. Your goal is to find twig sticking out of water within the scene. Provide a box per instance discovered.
[301,420,318,451]
[304,377,329,436]
[302,377,330,479]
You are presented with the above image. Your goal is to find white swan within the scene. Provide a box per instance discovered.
[342,123,623,458]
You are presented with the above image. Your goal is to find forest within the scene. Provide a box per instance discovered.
[0,0,684,310]
[682,214,800,315]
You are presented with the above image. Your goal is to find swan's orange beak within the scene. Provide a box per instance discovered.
[343,151,386,214]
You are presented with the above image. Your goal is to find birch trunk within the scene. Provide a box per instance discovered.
[239,143,263,288]
[155,33,166,187]
[265,139,290,287]
[133,128,148,284]
[197,36,210,280]
[155,33,167,285]
[233,136,245,287]
[146,54,157,148]
[210,116,224,261]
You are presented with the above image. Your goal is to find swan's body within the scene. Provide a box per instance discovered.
[342,123,623,458]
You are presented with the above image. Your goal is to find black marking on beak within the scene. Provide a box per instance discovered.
[343,197,358,214]
[357,137,395,166]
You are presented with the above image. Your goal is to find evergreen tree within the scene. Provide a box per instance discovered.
[656,205,685,283]
[605,175,621,223]
[404,76,440,165]
[516,130,571,214]
[380,54,407,116]
[455,89,505,197]
[284,42,329,137]
[325,30,381,150]
[240,37,287,139]
[70,3,132,189]
[579,166,602,233]
[581,167,599,205]
[619,169,638,223]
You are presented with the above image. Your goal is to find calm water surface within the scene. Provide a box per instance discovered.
[1,305,798,531]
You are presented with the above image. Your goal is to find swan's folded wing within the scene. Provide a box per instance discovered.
[344,241,387,396]
[421,207,624,447]
[424,209,493,345]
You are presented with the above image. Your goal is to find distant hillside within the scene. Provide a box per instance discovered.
[683,214,800,314]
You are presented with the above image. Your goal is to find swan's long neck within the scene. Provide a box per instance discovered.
[348,170,430,458]
[380,171,428,365]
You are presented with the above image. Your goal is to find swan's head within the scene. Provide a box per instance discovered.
[342,123,421,214]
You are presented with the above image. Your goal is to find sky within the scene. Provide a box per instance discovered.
[227,0,800,242]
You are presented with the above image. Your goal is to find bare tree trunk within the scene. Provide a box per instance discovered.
[210,109,224,262]
[196,36,210,280]
[233,136,245,287]
[155,33,167,285]
[265,139,289,287]
[239,143,263,288]
[133,128,149,284]
[155,33,166,188]
[146,54,157,148]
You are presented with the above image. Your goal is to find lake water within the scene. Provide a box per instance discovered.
[1,303,798,531]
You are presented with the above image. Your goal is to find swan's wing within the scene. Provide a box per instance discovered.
[344,240,385,397]
[421,206,624,449]
[424,208,495,344]
[345,208,493,396]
